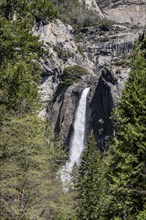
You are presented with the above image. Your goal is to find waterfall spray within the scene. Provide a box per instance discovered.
[59,87,90,191]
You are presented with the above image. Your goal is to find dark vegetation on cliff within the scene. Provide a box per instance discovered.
[61,66,88,87]
[0,0,146,220]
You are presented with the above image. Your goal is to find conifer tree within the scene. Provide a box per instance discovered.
[0,0,57,23]
[0,0,57,121]
[75,132,109,220]
[107,41,146,219]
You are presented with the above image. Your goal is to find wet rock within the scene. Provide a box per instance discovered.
[49,81,90,146]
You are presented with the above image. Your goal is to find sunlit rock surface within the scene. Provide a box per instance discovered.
[35,1,144,146]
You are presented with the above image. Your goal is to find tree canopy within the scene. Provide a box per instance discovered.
[106,41,146,219]
[0,2,75,219]
[75,41,146,220]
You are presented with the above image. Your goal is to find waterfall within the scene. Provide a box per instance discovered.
[59,87,90,191]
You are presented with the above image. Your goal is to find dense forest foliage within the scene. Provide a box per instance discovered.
[75,41,146,220]
[0,1,75,219]
[0,0,146,220]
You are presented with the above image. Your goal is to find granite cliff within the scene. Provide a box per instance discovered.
[36,0,145,148]
[82,0,145,26]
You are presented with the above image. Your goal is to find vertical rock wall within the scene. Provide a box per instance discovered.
[35,2,144,148]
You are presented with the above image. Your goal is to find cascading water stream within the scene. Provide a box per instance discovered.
[59,87,90,191]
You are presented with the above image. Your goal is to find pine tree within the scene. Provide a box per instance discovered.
[107,42,146,219]
[75,132,110,220]
[0,0,57,23]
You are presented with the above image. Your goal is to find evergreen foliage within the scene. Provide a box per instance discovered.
[0,0,57,120]
[0,2,75,219]
[53,46,74,60]
[0,0,57,23]
[75,132,110,220]
[0,4,45,120]
[106,42,146,219]
[75,42,146,220]
[61,65,88,87]
[137,210,146,220]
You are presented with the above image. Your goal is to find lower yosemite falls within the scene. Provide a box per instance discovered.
[60,87,90,190]
[1,0,145,219]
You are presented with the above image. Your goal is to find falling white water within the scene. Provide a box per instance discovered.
[59,87,90,191]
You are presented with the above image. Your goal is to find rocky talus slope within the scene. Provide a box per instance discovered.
[36,0,145,148]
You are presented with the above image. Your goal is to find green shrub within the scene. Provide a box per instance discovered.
[53,46,73,60]
[61,65,88,86]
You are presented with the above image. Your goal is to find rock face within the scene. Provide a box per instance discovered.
[80,24,139,66]
[96,0,146,26]
[87,68,120,150]
[79,0,104,18]
[79,0,146,26]
[50,82,89,145]
[34,19,95,119]
[89,69,115,149]
[35,1,144,148]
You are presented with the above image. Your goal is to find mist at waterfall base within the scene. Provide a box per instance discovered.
[59,87,90,192]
